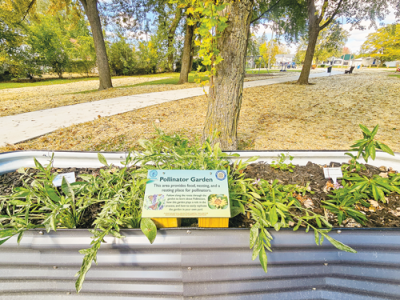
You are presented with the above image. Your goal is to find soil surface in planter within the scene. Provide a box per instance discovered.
[1,162,400,228]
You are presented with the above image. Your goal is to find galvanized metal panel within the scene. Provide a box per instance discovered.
[1,150,400,175]
[1,229,400,299]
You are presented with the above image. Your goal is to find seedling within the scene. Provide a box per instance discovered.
[271,153,295,172]
[346,124,394,164]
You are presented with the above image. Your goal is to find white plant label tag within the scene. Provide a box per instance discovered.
[323,167,343,184]
[52,172,76,187]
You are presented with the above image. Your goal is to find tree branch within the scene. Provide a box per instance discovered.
[317,0,329,24]
[250,0,282,24]
[19,0,36,23]
[319,0,343,31]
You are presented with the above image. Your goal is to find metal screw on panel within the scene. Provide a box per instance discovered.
[66,292,71,295]
[187,230,191,234]
[53,266,58,269]
[188,267,192,270]
[324,263,328,266]
[337,230,342,234]
[38,231,44,235]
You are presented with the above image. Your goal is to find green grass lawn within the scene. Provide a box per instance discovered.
[0,77,100,90]
[389,74,400,78]
[0,73,175,90]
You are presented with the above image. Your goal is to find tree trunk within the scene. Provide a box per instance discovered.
[79,0,112,90]
[202,0,254,150]
[297,0,320,85]
[167,7,183,72]
[189,49,194,72]
[178,22,194,84]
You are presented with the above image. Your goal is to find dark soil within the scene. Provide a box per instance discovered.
[241,161,400,228]
[1,162,399,228]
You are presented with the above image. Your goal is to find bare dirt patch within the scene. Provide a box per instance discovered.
[1,72,399,153]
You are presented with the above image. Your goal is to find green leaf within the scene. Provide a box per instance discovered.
[249,192,261,199]
[140,218,157,244]
[259,247,268,273]
[252,239,262,260]
[359,124,372,136]
[270,206,278,226]
[34,158,45,172]
[368,143,376,160]
[324,234,357,253]
[45,185,61,202]
[0,229,15,238]
[371,124,379,138]
[230,206,243,218]
[315,217,322,228]
[61,177,75,203]
[376,142,394,156]
[97,153,108,166]
[245,156,259,164]
[371,185,381,201]
[0,237,11,246]
[9,200,27,206]
[293,219,302,231]
[314,230,319,245]
[250,225,259,248]
[17,231,24,245]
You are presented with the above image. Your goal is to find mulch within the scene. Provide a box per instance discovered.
[1,161,399,229]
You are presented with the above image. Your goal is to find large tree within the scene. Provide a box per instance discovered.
[78,0,112,90]
[166,5,183,71]
[360,24,400,66]
[202,0,255,150]
[173,0,307,150]
[297,0,398,85]
[27,14,72,78]
[296,20,349,65]
[178,18,195,84]
[2,0,113,89]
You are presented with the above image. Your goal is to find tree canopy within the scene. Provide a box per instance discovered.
[360,24,400,64]
[296,20,349,64]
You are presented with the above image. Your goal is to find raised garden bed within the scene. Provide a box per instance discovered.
[1,128,400,299]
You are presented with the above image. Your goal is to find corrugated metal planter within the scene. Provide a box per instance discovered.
[1,150,400,299]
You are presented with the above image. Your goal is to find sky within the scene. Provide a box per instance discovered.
[252,13,398,55]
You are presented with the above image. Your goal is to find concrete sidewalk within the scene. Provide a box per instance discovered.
[0,71,341,146]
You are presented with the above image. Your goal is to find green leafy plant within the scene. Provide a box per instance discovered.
[338,124,398,203]
[346,124,394,163]
[240,179,356,271]
[0,153,152,292]
[322,124,398,222]
[322,186,369,225]
[0,129,357,292]
[344,174,400,202]
[271,153,295,172]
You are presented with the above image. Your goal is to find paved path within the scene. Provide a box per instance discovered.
[0,71,341,146]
